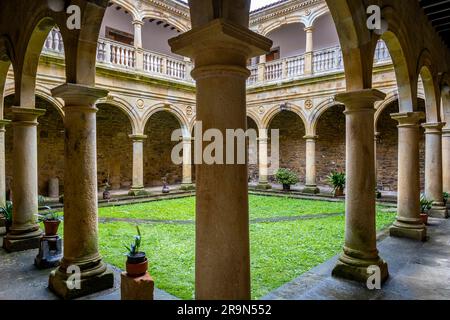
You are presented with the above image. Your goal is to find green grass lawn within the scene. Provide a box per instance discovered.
[86,195,396,299]
[98,195,362,220]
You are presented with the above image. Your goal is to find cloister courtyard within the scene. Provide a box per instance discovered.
[1,0,450,304]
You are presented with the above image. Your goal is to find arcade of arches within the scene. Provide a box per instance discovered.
[0,0,450,300]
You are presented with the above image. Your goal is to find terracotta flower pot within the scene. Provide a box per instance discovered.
[126,256,148,277]
[420,213,428,225]
[44,220,61,236]
[334,187,344,197]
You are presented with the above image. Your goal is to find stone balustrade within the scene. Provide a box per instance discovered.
[42,29,391,87]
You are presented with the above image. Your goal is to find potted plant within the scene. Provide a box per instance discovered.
[124,226,148,277]
[0,201,13,232]
[161,175,170,194]
[275,168,299,191]
[443,192,449,206]
[328,171,346,197]
[39,211,61,237]
[420,195,433,225]
[102,179,111,200]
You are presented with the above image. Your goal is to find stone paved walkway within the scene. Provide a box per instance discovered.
[262,217,450,300]
[0,238,178,300]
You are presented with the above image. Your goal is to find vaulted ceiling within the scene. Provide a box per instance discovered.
[418,0,450,49]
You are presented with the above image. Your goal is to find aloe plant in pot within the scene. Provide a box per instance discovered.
[124,226,148,277]
[275,168,299,191]
[328,171,346,197]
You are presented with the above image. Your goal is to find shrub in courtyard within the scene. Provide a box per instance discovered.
[275,168,299,191]
[327,171,346,197]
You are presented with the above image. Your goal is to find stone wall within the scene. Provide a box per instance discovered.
[97,104,133,190]
[268,110,306,184]
[144,111,182,186]
[316,105,346,186]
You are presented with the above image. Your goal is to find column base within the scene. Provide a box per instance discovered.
[255,183,272,190]
[389,221,427,241]
[332,252,389,284]
[180,183,196,191]
[3,229,43,252]
[429,205,448,219]
[49,261,114,299]
[302,185,320,194]
[128,188,150,197]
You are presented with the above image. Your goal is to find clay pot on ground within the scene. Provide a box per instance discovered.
[420,213,428,225]
[334,187,344,197]
[44,220,61,237]
[126,252,148,277]
[103,190,111,200]
[282,184,291,191]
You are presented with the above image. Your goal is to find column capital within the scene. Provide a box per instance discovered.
[132,20,144,26]
[182,137,193,143]
[129,134,148,142]
[391,112,425,127]
[52,83,108,107]
[304,26,314,32]
[336,89,386,113]
[303,135,318,141]
[422,122,445,134]
[169,19,272,64]
[11,107,46,125]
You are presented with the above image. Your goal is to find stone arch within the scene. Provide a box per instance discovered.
[110,0,141,21]
[309,97,344,136]
[261,15,306,37]
[417,49,441,122]
[378,29,416,113]
[246,110,262,130]
[375,91,426,127]
[324,0,374,90]
[140,11,190,33]
[96,96,138,134]
[308,5,333,28]
[3,86,65,119]
[14,17,57,107]
[261,103,308,133]
[141,103,190,137]
[0,36,14,119]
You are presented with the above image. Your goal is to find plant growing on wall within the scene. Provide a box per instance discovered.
[328,171,346,197]
[275,168,299,191]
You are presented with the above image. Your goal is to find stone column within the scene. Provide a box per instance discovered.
[181,137,195,190]
[49,83,114,299]
[133,20,144,71]
[257,54,266,82]
[3,108,45,252]
[256,128,271,190]
[128,134,148,196]
[423,122,448,218]
[170,20,272,299]
[374,132,380,190]
[0,119,10,208]
[389,112,426,241]
[304,27,314,75]
[443,128,450,208]
[331,89,389,284]
[303,135,320,194]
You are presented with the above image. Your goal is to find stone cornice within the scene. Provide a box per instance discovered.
[249,0,324,26]
[141,0,190,21]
